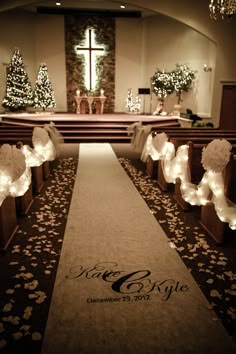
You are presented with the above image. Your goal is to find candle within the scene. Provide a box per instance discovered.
[76,89,80,96]
[100,88,104,96]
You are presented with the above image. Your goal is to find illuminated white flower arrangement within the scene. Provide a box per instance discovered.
[9,166,32,198]
[21,144,44,167]
[0,144,27,206]
[201,139,231,172]
[32,127,56,161]
[180,139,236,230]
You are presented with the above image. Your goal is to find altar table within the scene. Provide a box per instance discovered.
[74,96,106,114]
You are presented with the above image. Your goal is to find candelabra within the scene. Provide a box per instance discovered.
[209,0,236,19]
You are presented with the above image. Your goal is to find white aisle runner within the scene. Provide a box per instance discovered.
[41,143,235,354]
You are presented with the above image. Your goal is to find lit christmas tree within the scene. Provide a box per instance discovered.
[2,48,33,111]
[33,63,56,111]
[171,64,196,104]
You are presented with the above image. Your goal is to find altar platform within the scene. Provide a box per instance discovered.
[0,112,185,123]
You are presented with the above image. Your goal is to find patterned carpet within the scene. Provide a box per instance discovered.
[0,143,235,353]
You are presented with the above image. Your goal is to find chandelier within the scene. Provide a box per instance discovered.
[209,0,236,19]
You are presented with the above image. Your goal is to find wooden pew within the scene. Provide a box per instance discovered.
[0,197,19,251]
[153,135,236,244]
[0,137,44,199]
[199,154,236,244]
[156,136,236,192]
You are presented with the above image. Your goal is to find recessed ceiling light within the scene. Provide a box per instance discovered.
[56,1,61,6]
[120,5,126,9]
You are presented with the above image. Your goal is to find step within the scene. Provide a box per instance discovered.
[60,130,132,135]
[63,135,132,143]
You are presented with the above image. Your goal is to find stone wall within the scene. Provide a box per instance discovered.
[65,15,115,113]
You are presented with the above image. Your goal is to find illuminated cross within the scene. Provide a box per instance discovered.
[75,28,105,91]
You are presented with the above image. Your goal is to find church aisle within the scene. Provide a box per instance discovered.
[41,143,235,354]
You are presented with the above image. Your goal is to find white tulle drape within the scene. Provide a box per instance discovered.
[140,135,236,230]
[180,139,236,230]
[141,132,168,162]
[0,144,28,206]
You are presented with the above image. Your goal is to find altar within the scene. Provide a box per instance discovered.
[74,95,106,114]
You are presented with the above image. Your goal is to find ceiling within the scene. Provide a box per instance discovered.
[0,0,155,17]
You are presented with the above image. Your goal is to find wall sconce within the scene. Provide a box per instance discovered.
[203,64,212,72]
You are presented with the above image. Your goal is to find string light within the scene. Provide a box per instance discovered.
[140,135,236,230]
[125,88,141,113]
[209,0,236,20]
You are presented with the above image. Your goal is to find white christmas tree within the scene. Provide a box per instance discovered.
[2,48,33,111]
[33,63,56,111]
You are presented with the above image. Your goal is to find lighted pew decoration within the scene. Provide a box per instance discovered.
[0,144,29,249]
[141,132,169,178]
[158,142,190,192]
[141,132,190,191]
[127,122,152,154]
[179,139,236,243]
[44,122,64,158]
[32,126,56,162]
[33,126,56,183]
[141,132,168,163]
[19,127,57,194]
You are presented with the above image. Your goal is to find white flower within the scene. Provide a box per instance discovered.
[32,127,49,147]
[0,144,26,183]
[201,139,232,173]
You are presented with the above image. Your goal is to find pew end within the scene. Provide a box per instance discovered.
[31,165,44,194]
[0,197,19,251]
[174,178,190,211]
[199,153,233,245]
[15,183,34,216]
[146,154,158,178]
[200,201,226,245]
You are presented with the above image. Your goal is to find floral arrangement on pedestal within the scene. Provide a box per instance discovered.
[151,69,174,99]
[151,64,196,114]
[151,69,174,115]
[171,64,196,104]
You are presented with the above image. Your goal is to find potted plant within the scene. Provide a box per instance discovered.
[171,64,196,108]
[151,69,174,115]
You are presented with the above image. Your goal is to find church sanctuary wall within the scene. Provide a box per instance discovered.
[124,0,236,126]
[34,14,67,113]
[0,10,36,112]
[141,14,216,117]
[115,18,143,113]
[0,10,67,113]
